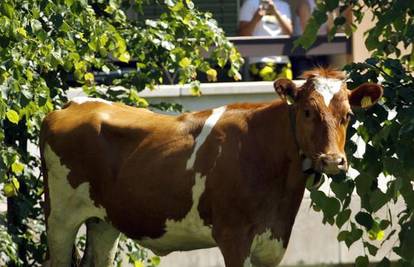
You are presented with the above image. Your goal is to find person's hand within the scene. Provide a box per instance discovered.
[265,0,280,17]
[252,6,266,22]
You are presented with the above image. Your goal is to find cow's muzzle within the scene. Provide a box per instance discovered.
[317,153,347,175]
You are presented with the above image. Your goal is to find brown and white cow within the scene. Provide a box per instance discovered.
[40,68,382,267]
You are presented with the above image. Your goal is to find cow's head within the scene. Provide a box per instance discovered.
[274,68,383,175]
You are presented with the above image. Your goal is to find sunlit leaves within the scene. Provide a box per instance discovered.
[3,177,20,197]
[11,161,24,175]
[206,68,217,82]
[0,2,14,19]
[151,256,161,265]
[5,109,19,124]
[0,0,241,265]
[179,57,191,68]
[118,52,130,63]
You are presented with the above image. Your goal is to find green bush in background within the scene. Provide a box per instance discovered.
[0,0,242,265]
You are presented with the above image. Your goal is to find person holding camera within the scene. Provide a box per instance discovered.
[238,0,293,81]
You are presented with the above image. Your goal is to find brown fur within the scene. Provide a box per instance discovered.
[41,68,383,267]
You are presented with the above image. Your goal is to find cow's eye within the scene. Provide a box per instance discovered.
[304,109,311,118]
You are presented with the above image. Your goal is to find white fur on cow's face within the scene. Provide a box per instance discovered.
[244,229,285,267]
[186,106,227,170]
[313,77,343,107]
[138,172,216,255]
[71,96,112,105]
[44,144,108,265]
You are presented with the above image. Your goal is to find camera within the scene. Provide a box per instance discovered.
[260,0,270,10]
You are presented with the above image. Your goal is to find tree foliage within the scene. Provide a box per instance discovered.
[0,0,242,265]
[297,0,414,266]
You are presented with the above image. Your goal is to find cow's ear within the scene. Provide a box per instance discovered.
[349,83,383,109]
[274,79,299,104]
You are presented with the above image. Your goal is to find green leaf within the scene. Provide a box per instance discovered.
[369,190,389,212]
[356,255,369,267]
[326,0,339,11]
[64,0,74,7]
[84,72,94,83]
[336,209,351,228]
[337,230,349,241]
[165,0,175,7]
[379,220,391,230]
[366,219,384,241]
[179,57,191,68]
[206,68,217,82]
[311,190,340,224]
[0,2,15,18]
[102,65,110,74]
[11,161,24,175]
[377,257,391,267]
[294,18,319,49]
[6,109,19,124]
[151,256,161,265]
[190,81,201,96]
[11,177,19,190]
[16,27,27,38]
[346,223,363,248]
[31,19,43,33]
[3,182,17,197]
[364,242,379,256]
[331,180,353,201]
[355,212,374,230]
[355,174,374,196]
[118,52,130,63]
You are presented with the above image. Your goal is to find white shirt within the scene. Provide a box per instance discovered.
[239,0,291,64]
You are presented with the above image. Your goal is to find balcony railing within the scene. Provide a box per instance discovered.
[229,33,351,57]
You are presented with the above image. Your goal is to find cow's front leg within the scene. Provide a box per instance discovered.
[214,227,251,267]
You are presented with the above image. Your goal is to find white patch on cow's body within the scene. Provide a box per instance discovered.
[44,144,107,223]
[44,144,108,265]
[138,172,215,255]
[186,106,227,170]
[247,229,285,267]
[313,77,343,106]
[71,96,112,105]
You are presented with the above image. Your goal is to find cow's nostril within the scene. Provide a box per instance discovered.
[339,157,346,166]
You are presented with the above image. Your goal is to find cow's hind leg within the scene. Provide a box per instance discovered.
[46,213,82,267]
[80,218,120,267]
[43,144,107,266]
